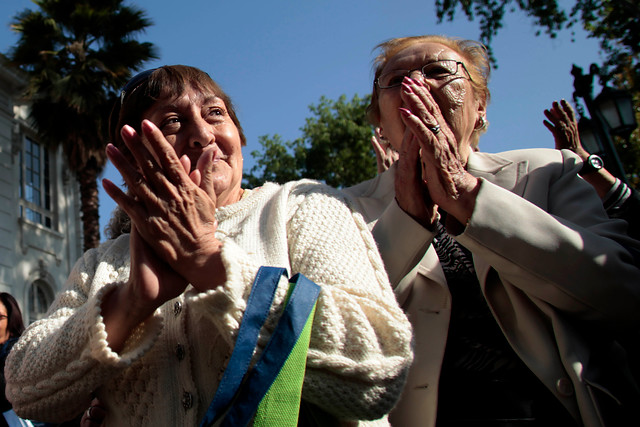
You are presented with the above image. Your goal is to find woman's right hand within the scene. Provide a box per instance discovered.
[101,121,226,351]
[103,121,225,293]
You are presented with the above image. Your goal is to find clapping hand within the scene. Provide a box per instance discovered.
[543,99,589,160]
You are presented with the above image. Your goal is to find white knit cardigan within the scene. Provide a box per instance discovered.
[6,180,413,426]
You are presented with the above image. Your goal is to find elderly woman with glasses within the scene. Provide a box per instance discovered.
[5,65,413,426]
[345,35,640,427]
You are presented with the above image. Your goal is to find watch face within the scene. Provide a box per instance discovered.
[589,155,604,169]
[579,154,604,176]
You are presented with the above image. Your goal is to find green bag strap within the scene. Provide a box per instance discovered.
[214,271,320,427]
[253,294,317,426]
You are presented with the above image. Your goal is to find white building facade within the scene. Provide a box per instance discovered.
[0,60,82,325]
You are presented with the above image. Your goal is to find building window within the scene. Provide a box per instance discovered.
[20,136,54,228]
[28,279,54,323]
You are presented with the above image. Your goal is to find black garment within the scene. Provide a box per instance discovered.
[432,222,577,427]
[604,180,640,241]
[0,338,19,427]
[0,338,18,414]
[612,188,640,241]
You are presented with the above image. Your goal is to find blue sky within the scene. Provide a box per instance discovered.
[1,0,603,240]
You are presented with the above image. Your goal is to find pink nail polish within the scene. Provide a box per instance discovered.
[120,125,134,138]
[141,120,154,132]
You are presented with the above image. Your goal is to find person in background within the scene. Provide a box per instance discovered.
[0,293,30,427]
[5,65,412,426]
[544,98,640,240]
[371,127,399,173]
[344,35,640,426]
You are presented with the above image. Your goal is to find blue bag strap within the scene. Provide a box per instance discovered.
[200,266,288,427]
[221,272,321,427]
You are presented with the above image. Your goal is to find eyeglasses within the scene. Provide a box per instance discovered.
[120,68,158,105]
[376,60,473,89]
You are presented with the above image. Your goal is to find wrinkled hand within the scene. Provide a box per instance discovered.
[81,398,106,427]
[398,77,480,226]
[124,224,187,311]
[393,128,438,228]
[371,127,399,173]
[543,99,589,160]
[103,120,225,293]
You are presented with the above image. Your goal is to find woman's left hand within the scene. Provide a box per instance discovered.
[543,99,589,159]
[103,120,226,292]
[399,77,480,226]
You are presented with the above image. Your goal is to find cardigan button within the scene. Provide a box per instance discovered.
[182,391,193,410]
[174,301,183,316]
[176,344,185,361]
[556,378,574,397]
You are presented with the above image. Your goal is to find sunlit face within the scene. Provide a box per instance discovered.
[377,41,485,158]
[0,301,9,344]
[142,87,244,206]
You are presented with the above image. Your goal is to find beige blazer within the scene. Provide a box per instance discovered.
[344,148,640,427]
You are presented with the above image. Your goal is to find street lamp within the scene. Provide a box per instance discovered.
[593,86,637,138]
[571,64,636,184]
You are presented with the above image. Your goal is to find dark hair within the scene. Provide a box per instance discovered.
[0,293,25,339]
[108,65,247,158]
[105,65,247,239]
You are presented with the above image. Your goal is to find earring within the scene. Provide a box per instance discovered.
[475,116,487,130]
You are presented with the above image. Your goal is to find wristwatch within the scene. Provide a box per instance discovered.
[579,154,604,176]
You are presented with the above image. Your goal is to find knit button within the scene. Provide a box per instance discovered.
[176,344,185,361]
[182,391,193,410]
[555,378,574,397]
[174,301,182,316]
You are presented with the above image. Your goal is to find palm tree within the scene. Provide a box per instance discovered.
[7,0,157,250]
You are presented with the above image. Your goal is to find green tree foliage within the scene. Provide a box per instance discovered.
[436,0,640,185]
[435,0,639,86]
[244,94,376,189]
[7,0,157,249]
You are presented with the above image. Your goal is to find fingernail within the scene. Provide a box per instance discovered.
[120,125,135,138]
[399,108,412,117]
[401,80,413,93]
[102,178,118,194]
[141,119,155,132]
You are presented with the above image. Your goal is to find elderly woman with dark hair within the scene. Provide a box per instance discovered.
[5,65,413,426]
[0,293,27,426]
[0,294,25,346]
[345,35,640,426]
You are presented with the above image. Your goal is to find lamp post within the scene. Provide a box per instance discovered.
[571,64,637,185]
